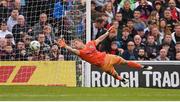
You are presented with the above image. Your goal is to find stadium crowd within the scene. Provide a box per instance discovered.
[91,0,180,61]
[0,0,86,61]
[0,0,180,61]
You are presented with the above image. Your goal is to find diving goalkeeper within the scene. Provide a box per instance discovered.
[58,26,152,84]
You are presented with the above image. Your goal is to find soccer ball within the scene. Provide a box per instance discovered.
[30,41,40,51]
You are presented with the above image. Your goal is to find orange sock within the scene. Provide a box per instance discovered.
[127,61,142,70]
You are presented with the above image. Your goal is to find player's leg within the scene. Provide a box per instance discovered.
[109,54,152,70]
[106,69,128,84]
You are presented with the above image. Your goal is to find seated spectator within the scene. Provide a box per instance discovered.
[114,12,126,30]
[175,52,180,60]
[12,15,32,43]
[91,18,106,40]
[175,42,180,56]
[159,18,172,36]
[171,23,180,44]
[0,21,15,45]
[161,42,175,60]
[163,9,177,32]
[136,0,153,21]
[7,8,19,32]
[49,44,64,61]
[135,0,152,9]
[109,41,123,56]
[1,45,15,61]
[137,48,148,61]
[133,34,145,53]
[37,33,50,54]
[136,27,147,43]
[153,0,164,18]
[162,34,175,50]
[166,0,180,21]
[120,27,133,50]
[0,38,7,60]
[145,35,158,60]
[28,49,47,61]
[149,26,163,45]
[122,41,138,60]
[156,48,170,61]
[103,1,115,24]
[0,0,10,22]
[119,0,134,23]
[43,25,55,46]
[15,41,28,61]
[126,19,136,38]
[99,27,117,52]
[33,13,53,38]
[5,34,15,48]
[21,34,32,55]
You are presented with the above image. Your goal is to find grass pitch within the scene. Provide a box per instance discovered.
[0,86,180,101]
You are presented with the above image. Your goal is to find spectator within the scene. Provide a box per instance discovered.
[147,10,159,25]
[49,44,64,61]
[0,0,10,22]
[91,18,106,40]
[135,0,152,9]
[21,34,32,55]
[15,41,28,61]
[114,12,125,30]
[162,34,175,50]
[137,48,148,60]
[122,41,138,60]
[5,34,15,48]
[136,27,147,43]
[37,33,50,54]
[171,23,180,44]
[163,9,177,32]
[33,13,53,38]
[120,27,133,50]
[153,0,164,18]
[126,19,136,38]
[93,0,108,12]
[175,42,180,55]
[103,1,115,24]
[132,9,146,32]
[109,41,123,56]
[136,0,153,21]
[28,49,47,61]
[1,45,15,61]
[0,21,13,39]
[159,18,172,36]
[43,25,55,45]
[12,15,32,43]
[118,0,135,11]
[119,0,134,23]
[133,34,145,53]
[7,8,19,32]
[166,0,180,21]
[175,52,180,60]
[99,27,117,52]
[0,38,7,60]
[156,48,170,61]
[149,26,163,45]
[161,42,175,60]
[145,35,158,60]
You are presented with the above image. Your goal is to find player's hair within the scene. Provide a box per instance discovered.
[73,38,83,43]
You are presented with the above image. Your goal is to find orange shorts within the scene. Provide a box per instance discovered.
[100,54,127,74]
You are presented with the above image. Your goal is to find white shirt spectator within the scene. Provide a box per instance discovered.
[0,30,13,38]
[0,30,15,44]
[7,16,18,32]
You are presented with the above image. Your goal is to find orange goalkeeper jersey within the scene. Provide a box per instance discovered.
[79,41,106,66]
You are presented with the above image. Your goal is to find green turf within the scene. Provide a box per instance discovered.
[0,86,180,101]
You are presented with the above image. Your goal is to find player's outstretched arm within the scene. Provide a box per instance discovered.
[95,26,115,46]
[58,39,80,55]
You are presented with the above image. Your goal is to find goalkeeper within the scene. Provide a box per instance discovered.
[58,26,152,84]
